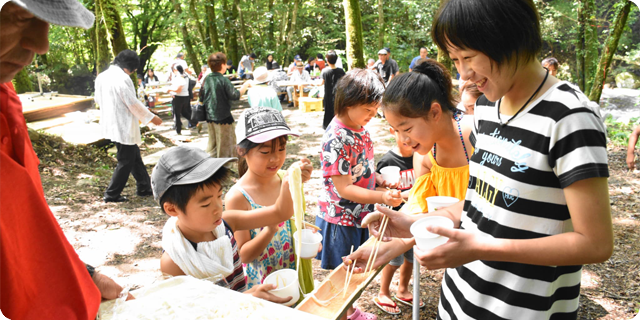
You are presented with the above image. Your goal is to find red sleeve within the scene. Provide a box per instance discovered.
[1,83,100,319]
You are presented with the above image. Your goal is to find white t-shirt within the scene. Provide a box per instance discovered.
[171,74,189,97]
[173,59,189,72]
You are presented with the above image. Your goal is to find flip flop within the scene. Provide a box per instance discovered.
[372,297,401,315]
[393,294,425,309]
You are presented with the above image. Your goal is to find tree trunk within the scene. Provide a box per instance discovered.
[93,0,112,74]
[189,0,211,49]
[234,0,249,54]
[223,0,239,64]
[377,0,384,49]
[343,0,365,70]
[284,0,300,64]
[98,0,129,56]
[267,0,275,46]
[171,0,201,74]
[206,0,221,51]
[588,0,631,103]
[576,0,598,95]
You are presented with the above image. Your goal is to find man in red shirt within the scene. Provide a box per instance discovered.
[1,1,131,318]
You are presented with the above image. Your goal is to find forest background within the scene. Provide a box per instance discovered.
[9,0,640,105]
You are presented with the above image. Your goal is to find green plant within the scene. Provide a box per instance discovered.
[605,117,636,147]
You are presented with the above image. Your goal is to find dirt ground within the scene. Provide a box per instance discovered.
[35,99,639,319]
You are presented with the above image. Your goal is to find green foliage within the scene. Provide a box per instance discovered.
[12,69,33,94]
[606,116,639,147]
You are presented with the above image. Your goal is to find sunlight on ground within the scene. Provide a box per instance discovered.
[582,269,602,289]
[76,227,141,266]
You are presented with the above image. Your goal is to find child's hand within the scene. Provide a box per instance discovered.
[298,158,313,183]
[413,226,484,270]
[382,189,402,208]
[245,283,293,304]
[375,172,399,189]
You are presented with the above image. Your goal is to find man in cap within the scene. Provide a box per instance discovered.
[287,54,302,76]
[372,48,397,84]
[384,47,400,77]
[0,1,133,318]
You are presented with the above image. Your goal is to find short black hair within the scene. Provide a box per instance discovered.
[432,0,541,68]
[249,53,257,59]
[175,65,184,74]
[326,50,338,65]
[113,49,140,72]
[317,53,324,60]
[159,166,230,214]
[334,69,385,116]
[307,56,316,63]
[382,59,457,120]
[420,46,428,51]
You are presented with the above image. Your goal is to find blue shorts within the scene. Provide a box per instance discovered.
[315,216,370,270]
[389,247,414,267]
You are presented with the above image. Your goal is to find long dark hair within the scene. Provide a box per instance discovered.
[382,59,457,120]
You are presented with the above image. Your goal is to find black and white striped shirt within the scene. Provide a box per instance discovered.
[438,82,609,320]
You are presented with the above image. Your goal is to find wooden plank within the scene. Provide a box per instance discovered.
[20,94,94,122]
[295,237,384,320]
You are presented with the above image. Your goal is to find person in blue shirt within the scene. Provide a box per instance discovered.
[408,47,429,72]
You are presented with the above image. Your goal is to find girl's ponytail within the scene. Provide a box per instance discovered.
[382,59,458,118]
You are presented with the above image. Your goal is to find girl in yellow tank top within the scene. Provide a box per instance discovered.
[372,59,473,314]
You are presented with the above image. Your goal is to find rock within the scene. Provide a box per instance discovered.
[615,72,640,89]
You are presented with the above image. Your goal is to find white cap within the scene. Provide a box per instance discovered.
[253,67,270,84]
[10,0,95,29]
[236,107,299,144]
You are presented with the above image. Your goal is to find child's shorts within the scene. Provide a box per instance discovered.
[315,216,369,270]
[389,247,414,267]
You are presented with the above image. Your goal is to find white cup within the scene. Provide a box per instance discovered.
[410,216,454,250]
[380,166,401,185]
[293,229,323,259]
[425,196,459,213]
[263,269,300,306]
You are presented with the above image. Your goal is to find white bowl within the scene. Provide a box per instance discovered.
[410,216,454,250]
[425,196,459,213]
[262,269,299,307]
[380,166,401,185]
[293,229,322,259]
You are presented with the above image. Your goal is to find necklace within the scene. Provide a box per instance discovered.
[497,68,549,127]
[433,111,469,164]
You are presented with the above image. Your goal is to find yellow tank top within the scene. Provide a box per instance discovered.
[401,152,471,214]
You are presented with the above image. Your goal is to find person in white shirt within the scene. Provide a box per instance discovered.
[166,65,196,134]
[170,52,192,78]
[95,49,163,202]
[286,60,311,107]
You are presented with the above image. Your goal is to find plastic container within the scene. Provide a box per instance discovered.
[263,269,300,307]
[425,196,459,213]
[410,216,454,250]
[293,229,323,259]
[380,166,401,185]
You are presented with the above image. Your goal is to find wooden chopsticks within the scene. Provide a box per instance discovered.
[364,214,389,274]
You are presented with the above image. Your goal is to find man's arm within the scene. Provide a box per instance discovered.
[627,125,640,170]
[116,77,161,125]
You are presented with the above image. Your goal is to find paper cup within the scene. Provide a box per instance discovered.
[425,196,459,213]
[410,216,454,250]
[293,229,322,259]
[380,166,401,185]
[263,269,300,307]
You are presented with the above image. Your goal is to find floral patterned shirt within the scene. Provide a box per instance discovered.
[318,118,376,227]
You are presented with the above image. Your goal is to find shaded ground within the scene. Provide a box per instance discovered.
[35,98,639,319]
